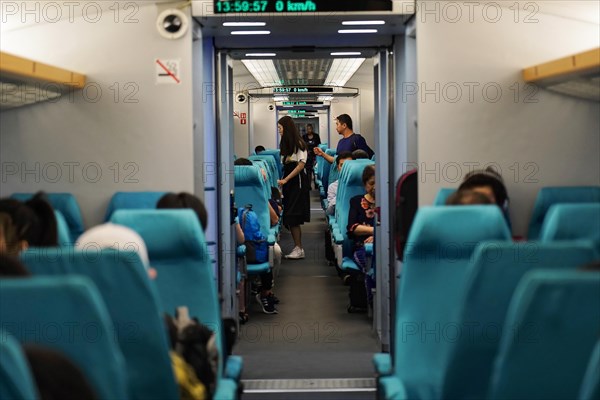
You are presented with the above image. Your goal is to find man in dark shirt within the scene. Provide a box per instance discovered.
[314,114,373,164]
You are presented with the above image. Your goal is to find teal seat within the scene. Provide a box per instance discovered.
[234,165,276,275]
[0,276,128,399]
[539,203,600,256]
[109,210,241,395]
[249,154,278,188]
[432,188,455,205]
[319,149,337,198]
[104,191,167,221]
[375,206,511,400]
[0,330,38,400]
[21,248,179,400]
[579,339,600,400]
[259,149,282,179]
[11,192,84,242]
[488,270,600,400]
[527,186,600,240]
[441,241,598,400]
[331,159,375,271]
[54,210,72,246]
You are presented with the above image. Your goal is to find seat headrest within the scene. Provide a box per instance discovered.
[104,191,167,221]
[110,210,207,261]
[406,206,511,258]
[234,165,263,186]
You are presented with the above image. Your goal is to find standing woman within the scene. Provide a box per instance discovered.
[302,123,321,189]
[277,116,310,259]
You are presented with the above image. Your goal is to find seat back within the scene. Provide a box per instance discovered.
[21,247,179,400]
[488,270,600,400]
[104,191,167,221]
[327,154,341,187]
[0,276,128,399]
[527,186,600,240]
[540,203,600,255]
[249,155,278,188]
[442,241,598,400]
[321,149,337,191]
[259,149,282,179]
[54,211,72,246]
[109,209,225,378]
[393,206,511,399]
[234,165,272,240]
[11,192,84,242]
[579,339,600,400]
[334,159,375,258]
[394,169,418,261]
[0,331,38,400]
[432,187,455,205]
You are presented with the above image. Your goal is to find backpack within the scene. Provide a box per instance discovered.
[165,307,218,399]
[238,205,268,263]
[351,134,375,159]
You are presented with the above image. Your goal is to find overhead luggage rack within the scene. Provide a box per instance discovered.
[0,51,86,111]
[523,47,600,102]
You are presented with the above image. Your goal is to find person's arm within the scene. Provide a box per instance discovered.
[347,196,375,238]
[235,223,245,244]
[268,202,279,226]
[314,147,334,164]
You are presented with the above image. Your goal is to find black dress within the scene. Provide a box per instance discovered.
[282,161,311,227]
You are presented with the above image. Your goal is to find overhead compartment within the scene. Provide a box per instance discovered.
[0,52,86,111]
[523,48,600,102]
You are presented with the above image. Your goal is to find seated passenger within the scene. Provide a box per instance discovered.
[326,151,353,216]
[458,167,511,227]
[347,165,376,268]
[446,189,494,205]
[0,192,58,250]
[231,163,280,314]
[76,223,157,280]
[351,149,370,160]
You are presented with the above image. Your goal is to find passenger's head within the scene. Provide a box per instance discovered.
[306,124,314,134]
[336,151,353,172]
[362,165,376,198]
[234,157,253,166]
[76,223,156,279]
[459,167,508,209]
[24,345,98,400]
[0,193,58,250]
[352,149,369,160]
[157,192,208,232]
[446,189,494,206]
[0,254,31,277]
[335,114,353,134]
[278,115,306,156]
[254,145,265,154]
[0,212,19,256]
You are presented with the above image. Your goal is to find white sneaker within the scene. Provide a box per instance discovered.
[285,247,305,259]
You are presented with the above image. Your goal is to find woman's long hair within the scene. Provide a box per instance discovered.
[279,116,306,157]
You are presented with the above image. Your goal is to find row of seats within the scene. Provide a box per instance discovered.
[433,185,600,241]
[1,209,243,399]
[374,205,600,399]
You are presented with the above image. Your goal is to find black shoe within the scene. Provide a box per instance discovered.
[256,293,278,314]
[267,293,280,304]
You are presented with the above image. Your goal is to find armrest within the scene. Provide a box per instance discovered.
[236,245,246,257]
[333,230,343,244]
[224,355,243,381]
[379,375,407,400]
[373,353,392,376]
[267,234,276,245]
[214,378,239,400]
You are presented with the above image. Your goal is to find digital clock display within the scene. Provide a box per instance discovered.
[272,87,334,93]
[214,1,392,14]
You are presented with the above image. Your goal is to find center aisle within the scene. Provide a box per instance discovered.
[235,189,380,381]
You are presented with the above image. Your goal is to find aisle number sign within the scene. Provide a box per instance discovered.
[156,59,181,84]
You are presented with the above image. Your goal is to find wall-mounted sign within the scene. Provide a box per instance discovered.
[156,59,181,84]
